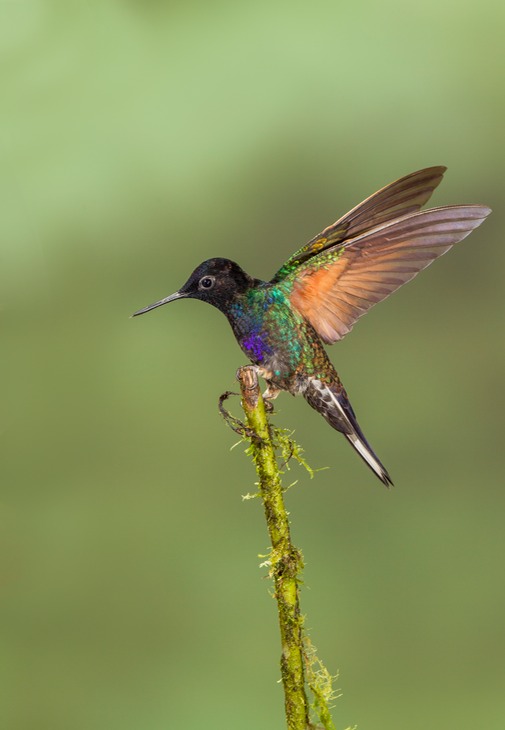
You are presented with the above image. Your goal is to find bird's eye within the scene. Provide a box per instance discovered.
[199,276,215,290]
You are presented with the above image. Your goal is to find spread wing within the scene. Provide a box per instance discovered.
[272,166,447,282]
[287,205,491,344]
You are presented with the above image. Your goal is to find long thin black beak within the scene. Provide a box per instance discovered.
[132,291,187,317]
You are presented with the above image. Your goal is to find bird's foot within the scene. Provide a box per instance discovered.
[235,364,260,383]
[262,384,280,413]
[263,399,274,414]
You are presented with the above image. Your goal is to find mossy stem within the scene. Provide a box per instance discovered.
[237,366,310,730]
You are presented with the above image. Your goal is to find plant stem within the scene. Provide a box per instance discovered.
[237,366,310,730]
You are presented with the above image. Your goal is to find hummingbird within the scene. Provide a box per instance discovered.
[133,167,491,486]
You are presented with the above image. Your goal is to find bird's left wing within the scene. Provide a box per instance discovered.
[272,166,447,283]
[286,205,491,344]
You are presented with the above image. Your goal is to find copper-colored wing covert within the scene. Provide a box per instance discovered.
[272,166,447,282]
[289,205,491,344]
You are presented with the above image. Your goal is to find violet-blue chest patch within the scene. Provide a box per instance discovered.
[242,331,272,362]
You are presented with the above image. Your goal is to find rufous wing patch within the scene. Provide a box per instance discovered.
[290,205,491,344]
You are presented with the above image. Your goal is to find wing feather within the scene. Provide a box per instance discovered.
[289,205,491,344]
[272,166,447,282]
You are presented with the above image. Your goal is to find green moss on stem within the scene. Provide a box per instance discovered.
[219,367,350,728]
[232,366,347,730]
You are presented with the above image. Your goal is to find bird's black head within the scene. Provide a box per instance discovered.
[132,258,259,317]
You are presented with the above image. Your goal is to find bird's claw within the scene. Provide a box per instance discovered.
[263,399,275,414]
[262,384,280,413]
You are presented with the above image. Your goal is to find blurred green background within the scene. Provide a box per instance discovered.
[1,2,504,729]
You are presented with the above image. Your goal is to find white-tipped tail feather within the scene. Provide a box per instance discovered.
[344,432,392,486]
[304,377,393,486]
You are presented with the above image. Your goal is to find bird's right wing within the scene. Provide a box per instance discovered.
[287,205,491,344]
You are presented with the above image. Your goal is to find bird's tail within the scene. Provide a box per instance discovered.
[304,377,393,486]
